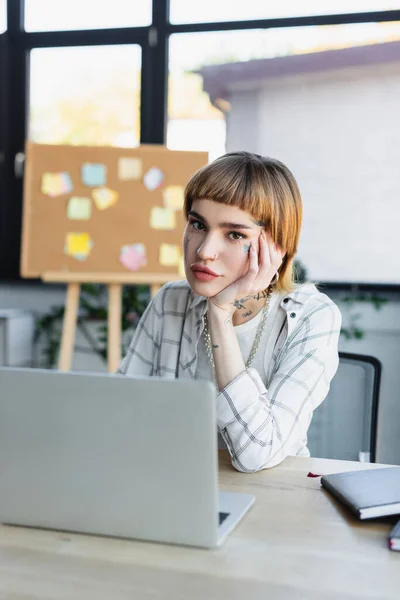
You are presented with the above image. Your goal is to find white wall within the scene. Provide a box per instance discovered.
[225,60,400,285]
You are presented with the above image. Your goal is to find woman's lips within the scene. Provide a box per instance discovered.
[191,265,220,282]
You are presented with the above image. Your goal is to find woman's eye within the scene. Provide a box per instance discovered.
[190,220,205,231]
[228,232,245,241]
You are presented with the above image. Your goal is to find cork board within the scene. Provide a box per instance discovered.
[21,143,208,278]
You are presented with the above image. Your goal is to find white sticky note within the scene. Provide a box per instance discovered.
[118,157,142,180]
[67,197,92,220]
[143,167,164,191]
[162,186,185,211]
[150,207,176,230]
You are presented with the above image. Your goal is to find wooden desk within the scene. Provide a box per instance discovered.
[0,453,398,600]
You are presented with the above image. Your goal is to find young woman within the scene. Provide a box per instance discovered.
[118,151,341,472]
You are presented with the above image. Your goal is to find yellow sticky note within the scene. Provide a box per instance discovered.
[92,187,119,210]
[65,233,93,261]
[178,257,186,278]
[150,207,176,230]
[118,157,142,180]
[67,197,92,220]
[159,243,181,267]
[162,186,185,211]
[42,172,72,197]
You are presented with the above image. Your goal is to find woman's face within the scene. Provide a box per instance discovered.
[183,198,263,297]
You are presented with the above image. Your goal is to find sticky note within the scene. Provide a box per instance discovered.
[150,207,176,230]
[178,257,186,278]
[143,167,164,191]
[42,172,73,197]
[92,187,119,210]
[118,157,142,180]
[119,244,147,272]
[67,197,92,220]
[159,243,181,267]
[82,163,107,186]
[162,186,185,211]
[64,233,93,261]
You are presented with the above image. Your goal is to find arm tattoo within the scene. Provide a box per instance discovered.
[242,310,253,318]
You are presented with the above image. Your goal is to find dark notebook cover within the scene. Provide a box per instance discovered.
[321,466,400,520]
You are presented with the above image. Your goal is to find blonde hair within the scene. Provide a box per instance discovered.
[184,151,303,293]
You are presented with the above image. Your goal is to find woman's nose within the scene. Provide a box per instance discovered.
[196,235,219,262]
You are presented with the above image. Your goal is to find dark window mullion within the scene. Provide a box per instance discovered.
[141,0,169,144]
[21,28,148,50]
[2,1,25,279]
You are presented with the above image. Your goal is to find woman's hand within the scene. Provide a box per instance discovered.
[208,230,284,316]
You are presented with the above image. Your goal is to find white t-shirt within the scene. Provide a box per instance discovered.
[195,292,283,383]
[195,293,284,448]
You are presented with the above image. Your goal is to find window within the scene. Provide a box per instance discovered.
[29,45,142,146]
[170,0,400,24]
[0,0,6,33]
[25,0,152,32]
[169,22,400,284]
[168,21,400,161]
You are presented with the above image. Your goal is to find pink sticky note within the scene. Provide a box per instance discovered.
[119,244,147,272]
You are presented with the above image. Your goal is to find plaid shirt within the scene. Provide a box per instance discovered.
[117,280,341,472]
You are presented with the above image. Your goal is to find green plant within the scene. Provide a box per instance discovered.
[292,258,388,341]
[34,283,150,368]
[339,292,388,340]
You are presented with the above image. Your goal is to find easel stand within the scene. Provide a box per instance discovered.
[43,272,182,373]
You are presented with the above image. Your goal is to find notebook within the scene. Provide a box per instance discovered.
[321,466,400,520]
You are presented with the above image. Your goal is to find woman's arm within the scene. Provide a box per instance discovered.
[216,297,341,472]
[206,306,246,390]
[208,232,283,389]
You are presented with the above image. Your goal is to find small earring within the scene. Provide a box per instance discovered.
[270,272,279,285]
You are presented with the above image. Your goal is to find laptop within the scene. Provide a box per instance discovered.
[0,367,254,548]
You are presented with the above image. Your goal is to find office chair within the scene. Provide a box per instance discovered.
[307,352,381,463]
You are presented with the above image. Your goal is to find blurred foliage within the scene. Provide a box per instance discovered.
[34,283,150,369]
[339,292,388,341]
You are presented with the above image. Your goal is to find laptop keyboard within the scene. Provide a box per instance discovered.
[218,512,230,525]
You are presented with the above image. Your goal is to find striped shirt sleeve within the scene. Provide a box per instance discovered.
[216,298,342,472]
[116,290,162,377]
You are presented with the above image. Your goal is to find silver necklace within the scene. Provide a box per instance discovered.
[203,286,273,370]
